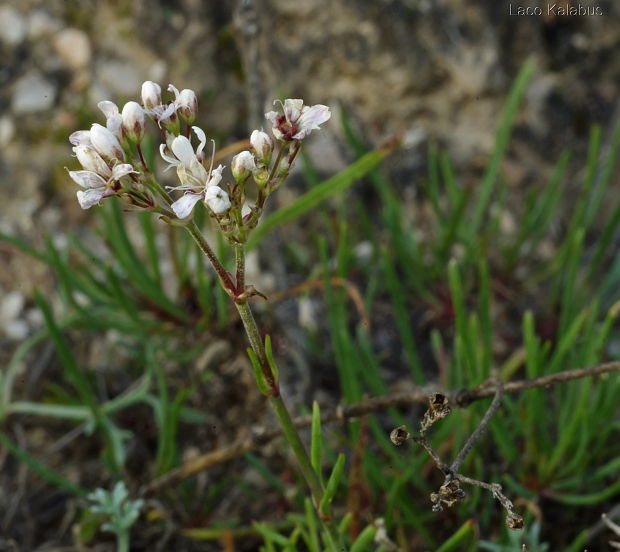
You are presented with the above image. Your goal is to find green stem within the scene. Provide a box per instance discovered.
[117,530,129,552]
[235,300,341,547]
[234,243,245,292]
[187,204,341,547]
[268,392,324,507]
[186,222,236,293]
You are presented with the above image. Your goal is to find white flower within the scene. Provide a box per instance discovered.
[90,123,125,163]
[231,150,256,181]
[168,84,198,123]
[161,126,229,218]
[169,164,227,218]
[141,81,162,110]
[250,129,273,162]
[69,163,137,209]
[265,99,331,141]
[160,126,209,188]
[121,101,145,142]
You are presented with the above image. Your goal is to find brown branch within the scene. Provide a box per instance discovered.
[451,377,503,472]
[141,361,620,495]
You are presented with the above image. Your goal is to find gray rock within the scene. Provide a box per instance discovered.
[27,10,62,39]
[95,60,143,97]
[53,28,92,71]
[11,72,57,114]
[0,6,26,46]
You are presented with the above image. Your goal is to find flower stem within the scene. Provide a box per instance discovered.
[187,215,340,546]
[234,243,245,292]
[234,300,341,545]
[186,222,236,293]
[116,530,129,552]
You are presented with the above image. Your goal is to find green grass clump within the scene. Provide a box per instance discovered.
[1,60,620,550]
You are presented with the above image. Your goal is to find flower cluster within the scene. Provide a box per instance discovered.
[68,81,331,244]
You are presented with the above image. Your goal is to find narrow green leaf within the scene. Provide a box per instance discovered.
[468,60,535,238]
[247,147,393,249]
[436,519,476,552]
[264,334,279,383]
[310,401,323,485]
[247,348,270,395]
[319,453,345,515]
[350,525,377,552]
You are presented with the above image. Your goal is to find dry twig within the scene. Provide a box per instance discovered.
[141,361,620,495]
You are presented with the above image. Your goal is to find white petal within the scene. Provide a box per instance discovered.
[265,110,279,125]
[232,151,256,172]
[167,83,180,99]
[178,89,198,114]
[90,123,124,161]
[141,81,161,109]
[111,163,137,180]
[207,165,225,188]
[106,114,123,137]
[98,100,119,119]
[293,104,331,139]
[68,170,107,189]
[73,145,111,177]
[171,192,203,219]
[192,126,207,157]
[157,102,177,126]
[250,130,272,156]
[69,130,91,146]
[171,135,196,168]
[159,144,180,168]
[121,101,145,140]
[77,188,107,209]
[204,185,231,214]
[283,99,304,122]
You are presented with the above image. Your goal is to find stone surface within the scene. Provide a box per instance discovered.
[0,6,27,46]
[11,71,57,113]
[53,28,91,70]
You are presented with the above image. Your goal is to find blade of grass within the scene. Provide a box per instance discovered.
[247,146,395,250]
[467,61,535,239]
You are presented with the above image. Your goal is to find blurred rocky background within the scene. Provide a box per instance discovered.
[0,0,619,353]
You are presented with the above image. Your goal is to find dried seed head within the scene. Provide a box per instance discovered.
[430,479,466,512]
[421,393,451,433]
[390,425,411,446]
[506,512,524,530]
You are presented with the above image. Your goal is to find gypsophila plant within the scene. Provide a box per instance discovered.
[66,82,344,546]
[87,481,143,552]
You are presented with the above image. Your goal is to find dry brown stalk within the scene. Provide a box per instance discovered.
[141,360,620,495]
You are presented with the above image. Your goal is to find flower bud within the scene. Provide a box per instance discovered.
[231,151,256,182]
[73,145,112,178]
[141,80,162,110]
[253,167,270,188]
[250,130,273,163]
[204,185,231,215]
[90,123,125,162]
[121,101,145,143]
[177,89,198,124]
